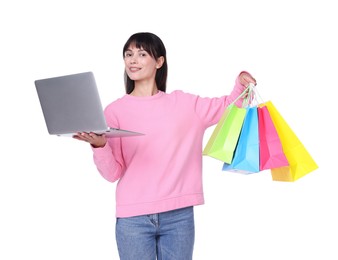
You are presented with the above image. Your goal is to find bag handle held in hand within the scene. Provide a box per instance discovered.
[230,83,256,107]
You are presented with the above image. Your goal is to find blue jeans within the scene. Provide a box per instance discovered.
[116,206,195,260]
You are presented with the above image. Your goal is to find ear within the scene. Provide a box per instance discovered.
[156,56,165,69]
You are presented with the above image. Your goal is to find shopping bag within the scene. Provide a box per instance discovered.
[222,106,260,173]
[265,101,318,181]
[258,105,289,171]
[203,103,246,163]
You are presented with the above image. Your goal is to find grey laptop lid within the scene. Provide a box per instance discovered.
[35,72,143,137]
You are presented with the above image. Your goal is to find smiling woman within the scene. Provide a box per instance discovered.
[73,32,256,259]
[123,32,168,95]
[1,0,335,259]
[123,45,164,96]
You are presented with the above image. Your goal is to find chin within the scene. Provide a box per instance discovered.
[127,74,140,81]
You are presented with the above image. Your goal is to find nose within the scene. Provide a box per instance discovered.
[129,55,137,64]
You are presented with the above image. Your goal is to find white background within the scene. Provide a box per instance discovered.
[1,0,337,259]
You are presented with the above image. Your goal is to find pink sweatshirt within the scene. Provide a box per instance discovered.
[92,74,247,217]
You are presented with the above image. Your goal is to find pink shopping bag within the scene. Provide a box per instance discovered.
[258,105,289,171]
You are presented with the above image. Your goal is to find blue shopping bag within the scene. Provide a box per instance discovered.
[222,106,260,174]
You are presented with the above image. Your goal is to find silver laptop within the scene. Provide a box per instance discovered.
[35,71,143,137]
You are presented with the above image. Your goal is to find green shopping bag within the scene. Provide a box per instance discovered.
[203,103,246,163]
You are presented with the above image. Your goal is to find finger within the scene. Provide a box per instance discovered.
[240,73,256,84]
[73,134,90,142]
[78,132,94,142]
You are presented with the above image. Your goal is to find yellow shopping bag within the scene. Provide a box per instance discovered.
[265,101,318,181]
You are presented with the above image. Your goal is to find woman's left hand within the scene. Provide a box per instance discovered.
[239,71,256,87]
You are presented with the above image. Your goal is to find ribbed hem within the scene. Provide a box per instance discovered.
[116,193,204,218]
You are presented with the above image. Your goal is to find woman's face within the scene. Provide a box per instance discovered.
[124,45,162,82]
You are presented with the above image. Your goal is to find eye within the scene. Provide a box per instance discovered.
[124,52,132,58]
[139,52,147,57]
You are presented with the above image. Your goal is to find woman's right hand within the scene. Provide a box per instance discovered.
[73,132,107,148]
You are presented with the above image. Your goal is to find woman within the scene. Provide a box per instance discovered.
[74,32,256,260]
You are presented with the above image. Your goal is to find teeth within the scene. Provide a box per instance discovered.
[130,67,140,72]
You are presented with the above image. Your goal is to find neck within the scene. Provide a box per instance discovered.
[130,81,159,97]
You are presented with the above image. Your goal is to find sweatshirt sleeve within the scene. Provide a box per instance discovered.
[91,108,126,183]
[91,139,125,182]
[193,71,250,127]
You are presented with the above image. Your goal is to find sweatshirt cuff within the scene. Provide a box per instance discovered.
[228,71,250,107]
[235,71,253,89]
[91,142,110,153]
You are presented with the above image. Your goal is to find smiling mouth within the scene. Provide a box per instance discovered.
[129,67,141,72]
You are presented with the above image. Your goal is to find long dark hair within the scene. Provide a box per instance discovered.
[123,32,168,94]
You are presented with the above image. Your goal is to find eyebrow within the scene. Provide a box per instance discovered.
[125,48,145,52]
